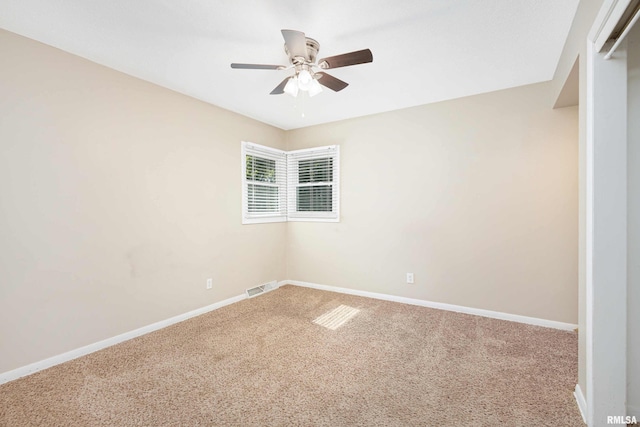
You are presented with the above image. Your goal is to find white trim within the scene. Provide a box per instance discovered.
[604,7,640,59]
[286,217,339,223]
[590,0,633,51]
[287,145,337,156]
[586,1,630,420]
[242,141,287,156]
[281,280,578,331]
[585,38,596,427]
[0,293,246,385]
[575,384,588,424]
[242,216,287,224]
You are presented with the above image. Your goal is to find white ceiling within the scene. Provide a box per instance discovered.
[0,0,579,130]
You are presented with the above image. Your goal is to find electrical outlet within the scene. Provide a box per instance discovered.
[406,273,414,284]
[206,278,213,290]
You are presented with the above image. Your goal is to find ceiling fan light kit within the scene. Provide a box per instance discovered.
[283,73,323,98]
[231,29,373,97]
[307,78,323,97]
[283,76,299,97]
[297,69,313,89]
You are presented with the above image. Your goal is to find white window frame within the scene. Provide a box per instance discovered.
[241,141,287,224]
[287,145,340,223]
[241,142,340,224]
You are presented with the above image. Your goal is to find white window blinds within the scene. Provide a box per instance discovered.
[287,145,340,222]
[242,142,287,224]
[241,142,339,224]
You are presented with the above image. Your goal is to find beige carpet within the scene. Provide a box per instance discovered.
[0,285,582,426]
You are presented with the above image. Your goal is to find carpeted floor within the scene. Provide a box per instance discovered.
[0,285,583,426]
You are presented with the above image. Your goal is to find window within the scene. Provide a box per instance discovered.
[241,142,287,224]
[241,142,340,224]
[287,146,340,222]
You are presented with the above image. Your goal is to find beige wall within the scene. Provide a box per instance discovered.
[1,26,581,376]
[0,29,287,374]
[286,83,578,324]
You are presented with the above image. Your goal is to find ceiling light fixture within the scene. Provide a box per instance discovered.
[307,78,323,97]
[283,68,323,98]
[231,29,373,97]
[297,69,313,89]
[283,76,299,97]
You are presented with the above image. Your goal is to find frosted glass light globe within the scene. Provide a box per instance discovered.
[284,76,299,97]
[297,69,313,90]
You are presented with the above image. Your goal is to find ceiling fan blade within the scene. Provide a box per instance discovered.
[270,77,291,95]
[317,49,373,69]
[281,29,309,61]
[231,63,285,70]
[315,72,349,92]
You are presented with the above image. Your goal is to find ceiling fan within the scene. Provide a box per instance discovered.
[231,29,373,97]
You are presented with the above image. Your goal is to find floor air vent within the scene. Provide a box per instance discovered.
[246,280,277,298]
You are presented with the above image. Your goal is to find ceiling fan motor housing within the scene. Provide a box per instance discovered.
[285,37,320,64]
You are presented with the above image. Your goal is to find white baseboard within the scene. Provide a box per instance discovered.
[0,293,246,385]
[281,280,578,331]
[574,383,588,424]
[2,280,578,386]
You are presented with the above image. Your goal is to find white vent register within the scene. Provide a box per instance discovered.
[246,281,278,298]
